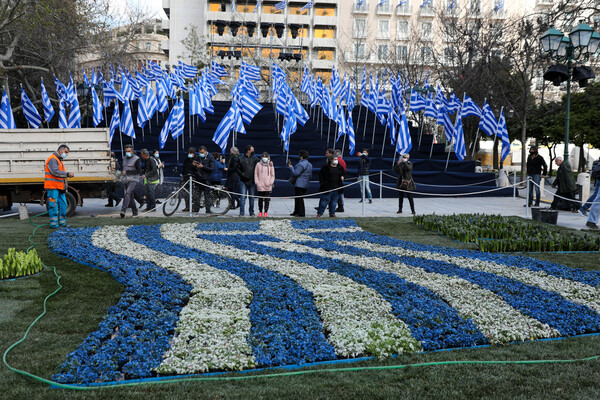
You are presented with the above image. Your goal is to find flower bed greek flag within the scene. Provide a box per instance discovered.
[48,219,600,385]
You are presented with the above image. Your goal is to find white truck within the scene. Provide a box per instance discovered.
[0,129,117,216]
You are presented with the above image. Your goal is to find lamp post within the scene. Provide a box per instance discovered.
[540,22,600,162]
[77,82,103,128]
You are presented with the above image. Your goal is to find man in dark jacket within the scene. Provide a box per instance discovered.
[194,145,216,214]
[237,145,259,216]
[551,157,578,211]
[317,156,345,217]
[394,154,416,215]
[140,149,159,211]
[526,146,548,207]
[357,148,373,203]
[225,147,241,209]
[288,150,313,217]
[182,147,199,212]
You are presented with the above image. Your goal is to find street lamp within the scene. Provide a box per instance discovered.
[540,21,600,161]
[77,82,103,128]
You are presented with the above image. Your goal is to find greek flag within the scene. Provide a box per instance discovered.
[200,84,215,115]
[347,85,356,111]
[300,1,313,11]
[120,74,135,101]
[211,62,229,78]
[120,101,136,139]
[397,0,408,7]
[437,111,454,142]
[388,109,397,145]
[275,0,287,11]
[235,86,263,125]
[170,71,187,89]
[82,69,90,86]
[148,61,164,80]
[347,112,356,155]
[396,111,412,154]
[241,62,261,81]
[462,95,482,118]
[300,68,311,94]
[281,101,297,151]
[378,0,389,5]
[212,102,243,152]
[109,104,120,142]
[193,84,207,122]
[479,102,498,136]
[159,109,173,149]
[91,68,98,85]
[253,0,261,13]
[66,74,77,104]
[435,87,448,112]
[41,79,55,123]
[453,108,466,161]
[424,96,438,119]
[171,98,185,140]
[104,80,125,105]
[409,90,426,112]
[447,92,462,114]
[293,94,309,126]
[20,87,41,129]
[156,79,169,112]
[58,100,68,129]
[96,69,105,84]
[137,90,149,129]
[189,85,202,116]
[336,107,347,143]
[178,61,198,78]
[360,69,367,100]
[67,96,81,129]
[494,0,504,11]
[330,67,342,100]
[448,0,456,9]
[127,71,142,99]
[54,76,69,103]
[421,0,432,7]
[136,71,149,88]
[497,110,511,162]
[164,75,176,98]
[145,85,158,120]
[92,86,104,127]
[0,89,16,129]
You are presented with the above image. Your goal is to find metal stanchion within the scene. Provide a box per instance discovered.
[525,177,530,218]
[379,170,383,200]
[189,176,193,217]
[513,170,517,199]
[361,177,366,218]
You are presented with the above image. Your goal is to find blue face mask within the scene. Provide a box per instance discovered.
[61,153,68,159]
[154,153,160,158]
[188,154,194,159]
[199,153,206,158]
[126,152,132,158]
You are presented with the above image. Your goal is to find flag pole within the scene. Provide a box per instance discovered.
[417,111,425,149]
[470,98,485,158]
[380,122,387,157]
[362,102,369,139]
[428,117,436,159]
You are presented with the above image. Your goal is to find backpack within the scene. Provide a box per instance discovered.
[592,160,600,180]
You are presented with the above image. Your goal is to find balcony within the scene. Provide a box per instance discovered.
[314,15,337,26]
[161,19,170,34]
[312,59,335,69]
[376,3,392,14]
[396,3,411,15]
[377,32,391,40]
[162,0,170,16]
[420,5,435,17]
[353,2,369,14]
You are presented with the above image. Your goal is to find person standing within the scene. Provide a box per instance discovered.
[551,157,578,211]
[120,144,141,218]
[194,146,215,214]
[255,152,275,217]
[317,156,345,218]
[225,147,241,209]
[211,152,226,186]
[357,149,373,204]
[237,145,259,216]
[140,149,159,212]
[526,146,548,207]
[579,159,600,216]
[288,150,313,217]
[105,152,122,208]
[182,147,199,212]
[334,150,346,213]
[44,145,74,228]
[152,149,165,204]
[394,153,416,215]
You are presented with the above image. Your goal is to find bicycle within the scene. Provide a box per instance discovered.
[162,176,233,216]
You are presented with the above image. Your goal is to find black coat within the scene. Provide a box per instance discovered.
[195,154,215,182]
[225,154,241,189]
[238,154,259,186]
[183,156,198,177]
[319,163,345,192]
[358,154,371,176]
[394,161,416,191]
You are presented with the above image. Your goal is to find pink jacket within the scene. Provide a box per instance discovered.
[254,161,275,192]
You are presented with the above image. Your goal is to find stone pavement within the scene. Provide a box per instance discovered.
[2,193,591,232]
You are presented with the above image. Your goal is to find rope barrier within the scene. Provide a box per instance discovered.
[379,171,501,188]
[368,179,528,197]
[528,179,599,205]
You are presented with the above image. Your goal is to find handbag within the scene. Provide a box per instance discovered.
[399,179,412,191]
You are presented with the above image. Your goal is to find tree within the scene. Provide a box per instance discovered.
[181,24,210,70]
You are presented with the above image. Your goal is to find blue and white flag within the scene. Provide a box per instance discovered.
[156,78,169,113]
[67,96,81,129]
[497,110,511,162]
[211,62,229,78]
[120,101,135,139]
[281,101,297,152]
[330,67,342,100]
[159,109,173,149]
[424,96,438,119]
[300,1,313,11]
[192,84,207,122]
[120,74,135,101]
[275,0,287,11]
[437,111,454,142]
[462,95,482,118]
[58,100,68,129]
[137,89,149,129]
[20,87,42,128]
[360,69,367,102]
[54,76,69,103]
[189,85,201,117]
[409,90,426,112]
[178,61,198,78]
[336,107,347,143]
[92,86,103,127]
[145,85,158,120]
[396,111,412,154]
[494,0,504,11]
[453,108,466,161]
[136,71,150,88]
[41,79,55,123]
[397,0,408,7]
[240,62,261,81]
[171,98,185,140]
[66,73,77,104]
[148,61,164,79]
[212,102,244,152]
[421,0,432,7]
[347,85,356,111]
[91,68,98,85]
[126,71,142,99]
[253,0,261,12]
[378,0,389,5]
[235,86,263,125]
[347,112,356,155]
[0,89,16,129]
[447,92,462,114]
[109,104,120,143]
[479,102,498,137]
[82,69,90,86]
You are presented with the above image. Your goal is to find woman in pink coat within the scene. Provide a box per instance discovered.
[254,152,275,217]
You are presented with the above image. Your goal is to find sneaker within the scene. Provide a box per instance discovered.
[105,203,114,207]
[290,213,298,216]
[579,208,589,217]
[369,199,372,204]
[586,221,599,229]
[156,200,162,204]
[264,212,268,217]
[316,214,323,218]
[397,210,402,214]
[115,199,121,207]
[335,207,344,213]
[182,208,190,212]
[120,212,125,219]
[258,212,263,217]
[359,199,363,203]
[329,214,336,218]
[249,213,255,217]
[206,210,213,214]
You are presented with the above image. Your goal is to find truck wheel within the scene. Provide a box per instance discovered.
[45,192,77,217]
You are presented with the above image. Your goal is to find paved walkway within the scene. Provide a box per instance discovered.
[2,193,590,231]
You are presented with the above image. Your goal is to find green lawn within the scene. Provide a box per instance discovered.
[1,216,599,400]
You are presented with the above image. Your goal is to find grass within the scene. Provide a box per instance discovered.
[1,215,599,399]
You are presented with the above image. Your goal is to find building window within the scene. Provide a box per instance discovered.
[145,42,152,51]
[421,22,432,40]
[315,6,335,16]
[445,0,458,13]
[354,43,366,59]
[397,20,409,40]
[288,26,308,38]
[158,43,162,51]
[317,49,335,60]
[378,20,390,39]
[378,44,389,60]
[443,47,455,63]
[354,0,368,12]
[377,0,391,12]
[209,2,226,12]
[469,0,481,15]
[397,0,410,14]
[289,5,309,15]
[397,45,408,61]
[314,28,335,39]
[420,2,434,16]
[420,46,432,63]
[354,18,367,38]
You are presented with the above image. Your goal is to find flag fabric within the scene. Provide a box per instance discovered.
[109,104,120,142]
[41,79,55,123]
[54,76,69,103]
[453,109,466,161]
[178,61,198,78]
[494,0,504,11]
[159,109,173,149]
[211,62,229,78]
[421,0,432,7]
[91,68,98,85]
[347,112,356,155]
[253,0,261,12]
[66,74,76,104]
[170,71,187,89]
[479,102,498,136]
[447,92,462,114]
[424,96,437,119]
[462,95,482,118]
[236,87,263,125]
[97,69,105,84]
[91,86,103,127]
[347,85,356,111]
[0,89,16,129]
[435,86,448,112]
[437,111,454,142]
[281,101,297,152]
[330,67,342,100]
[199,84,215,114]
[120,101,135,139]
[145,85,158,120]
[82,69,90,86]
[136,71,150,88]
[164,75,177,98]
[397,0,408,7]
[148,61,164,79]
[378,0,389,5]
[120,74,135,100]
[103,80,124,105]
[156,78,169,112]
[67,96,81,129]
[212,103,244,152]
[396,111,412,154]
[189,85,201,116]
[360,69,367,103]
[336,107,347,143]
[301,1,313,11]
[58,100,68,129]
[171,98,185,140]
[20,87,42,128]
[275,0,287,11]
[409,90,426,112]
[497,110,511,162]
[137,89,149,129]
[240,62,261,81]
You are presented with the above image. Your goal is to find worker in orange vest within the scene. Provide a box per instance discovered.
[44,145,74,228]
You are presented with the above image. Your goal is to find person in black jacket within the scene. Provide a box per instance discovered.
[225,147,241,209]
[526,146,548,207]
[194,145,216,214]
[317,155,345,217]
[140,149,159,211]
[394,154,416,215]
[357,149,373,203]
[237,145,259,216]
[182,147,200,212]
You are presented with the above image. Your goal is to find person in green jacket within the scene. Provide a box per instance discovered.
[551,157,578,211]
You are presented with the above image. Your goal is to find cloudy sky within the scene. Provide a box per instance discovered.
[109,0,167,19]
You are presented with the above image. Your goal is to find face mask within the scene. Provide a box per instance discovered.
[126,152,132,158]
[262,157,269,163]
[188,154,194,159]
[199,153,206,158]
[154,153,160,158]
[332,160,339,166]
[61,153,68,159]
[250,152,255,156]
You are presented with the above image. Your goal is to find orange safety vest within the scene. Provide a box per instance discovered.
[44,153,67,190]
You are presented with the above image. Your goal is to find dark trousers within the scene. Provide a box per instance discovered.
[121,180,138,215]
[398,191,415,213]
[294,187,307,216]
[257,191,271,213]
[317,191,340,216]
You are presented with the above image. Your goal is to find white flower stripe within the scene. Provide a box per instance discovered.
[162,223,421,357]
[91,226,256,374]
[259,240,560,344]
[343,241,600,314]
[196,226,362,238]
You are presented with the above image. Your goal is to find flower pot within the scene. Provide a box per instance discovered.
[540,209,559,225]
[531,207,546,221]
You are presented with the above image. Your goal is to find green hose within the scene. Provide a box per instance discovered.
[2,212,599,391]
